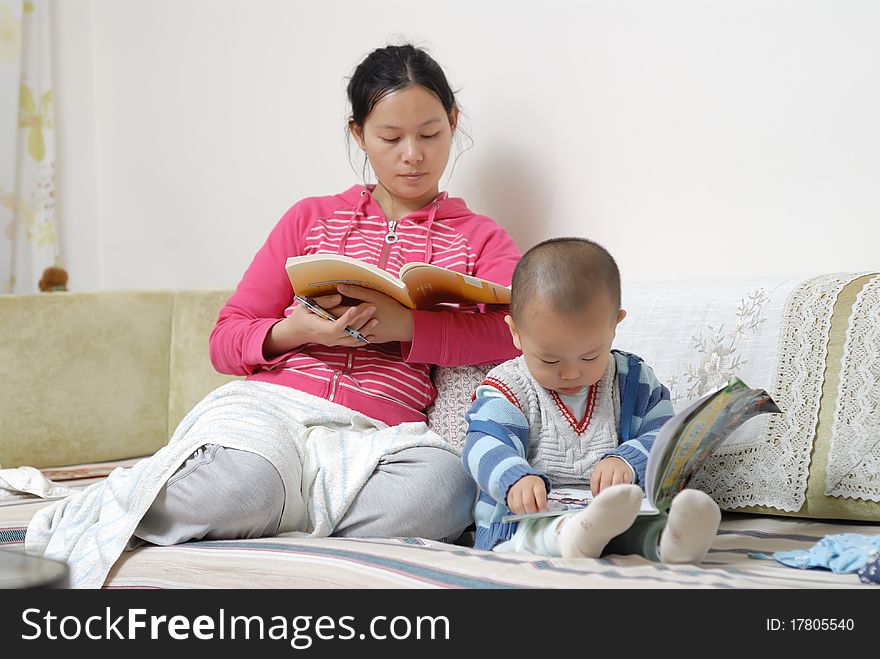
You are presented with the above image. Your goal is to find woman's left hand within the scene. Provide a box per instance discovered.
[333,284,414,343]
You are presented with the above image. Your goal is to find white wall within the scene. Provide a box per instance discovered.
[52,0,880,291]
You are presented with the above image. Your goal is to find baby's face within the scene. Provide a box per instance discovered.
[507,295,626,396]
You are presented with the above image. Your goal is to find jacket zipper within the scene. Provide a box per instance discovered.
[328,349,355,402]
[378,220,398,269]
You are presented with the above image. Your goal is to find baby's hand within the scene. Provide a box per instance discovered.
[506,475,547,515]
[590,457,634,496]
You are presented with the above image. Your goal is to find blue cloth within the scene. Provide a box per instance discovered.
[762,533,880,574]
[858,549,880,584]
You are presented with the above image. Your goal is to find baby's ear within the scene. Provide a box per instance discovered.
[616,308,627,325]
[504,315,522,350]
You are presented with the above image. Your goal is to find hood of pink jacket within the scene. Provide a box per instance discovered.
[336,185,481,263]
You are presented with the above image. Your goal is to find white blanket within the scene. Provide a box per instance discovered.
[25,380,452,588]
[0,466,75,500]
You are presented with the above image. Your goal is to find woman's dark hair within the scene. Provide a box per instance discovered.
[346,44,457,128]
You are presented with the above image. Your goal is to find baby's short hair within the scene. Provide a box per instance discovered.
[510,237,621,323]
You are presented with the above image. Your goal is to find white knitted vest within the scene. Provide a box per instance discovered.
[483,355,619,487]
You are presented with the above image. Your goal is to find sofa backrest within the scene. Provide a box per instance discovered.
[165,290,240,438]
[0,290,237,468]
[613,272,880,523]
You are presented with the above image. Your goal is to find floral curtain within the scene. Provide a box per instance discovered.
[0,0,57,294]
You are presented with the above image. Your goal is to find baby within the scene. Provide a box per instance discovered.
[462,237,721,562]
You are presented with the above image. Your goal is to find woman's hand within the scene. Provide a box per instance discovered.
[333,284,414,343]
[263,293,378,358]
[506,475,548,515]
[590,457,634,496]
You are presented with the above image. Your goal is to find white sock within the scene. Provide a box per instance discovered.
[659,489,721,564]
[558,484,643,558]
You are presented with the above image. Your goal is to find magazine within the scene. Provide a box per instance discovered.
[503,487,659,522]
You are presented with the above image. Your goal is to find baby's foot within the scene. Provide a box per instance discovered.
[558,484,643,558]
[659,489,721,564]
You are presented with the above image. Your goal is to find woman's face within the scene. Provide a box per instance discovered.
[352,85,457,208]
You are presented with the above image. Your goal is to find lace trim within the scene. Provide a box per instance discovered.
[826,274,880,501]
[692,273,871,511]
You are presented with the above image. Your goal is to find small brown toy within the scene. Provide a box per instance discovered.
[39,266,68,292]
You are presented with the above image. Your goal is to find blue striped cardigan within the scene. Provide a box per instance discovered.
[462,350,674,550]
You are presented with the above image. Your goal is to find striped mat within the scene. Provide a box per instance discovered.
[1,462,877,589]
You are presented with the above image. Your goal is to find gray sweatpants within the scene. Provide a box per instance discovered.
[134,444,475,546]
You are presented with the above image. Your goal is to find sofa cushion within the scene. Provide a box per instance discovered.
[0,290,244,469]
[0,291,175,468]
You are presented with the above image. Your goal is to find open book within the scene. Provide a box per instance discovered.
[503,378,781,522]
[285,254,510,310]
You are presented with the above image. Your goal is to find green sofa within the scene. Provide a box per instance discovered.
[1,284,877,589]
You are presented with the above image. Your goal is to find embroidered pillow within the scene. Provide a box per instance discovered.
[427,364,497,453]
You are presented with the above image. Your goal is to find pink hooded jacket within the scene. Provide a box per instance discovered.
[210,184,522,426]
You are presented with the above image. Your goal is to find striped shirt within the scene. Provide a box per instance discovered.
[209,184,522,426]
